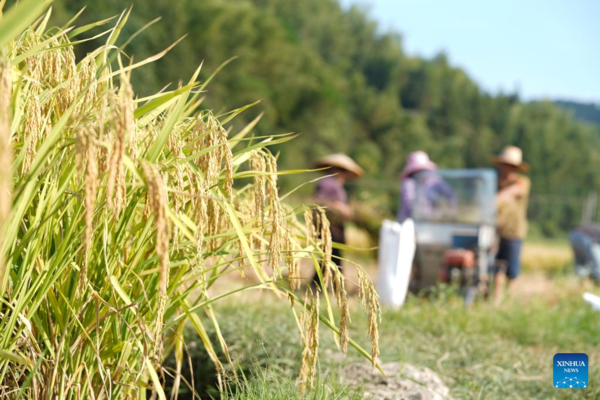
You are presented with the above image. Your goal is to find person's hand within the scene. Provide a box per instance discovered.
[496,180,526,204]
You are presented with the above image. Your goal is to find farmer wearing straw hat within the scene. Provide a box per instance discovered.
[492,146,531,298]
[311,154,364,285]
[397,151,455,222]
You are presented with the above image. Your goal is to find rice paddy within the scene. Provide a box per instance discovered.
[0,2,380,398]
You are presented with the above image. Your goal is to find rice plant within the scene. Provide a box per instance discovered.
[0,1,381,398]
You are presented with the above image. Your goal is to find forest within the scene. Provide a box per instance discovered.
[53,0,600,236]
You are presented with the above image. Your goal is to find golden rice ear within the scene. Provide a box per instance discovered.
[120,76,137,162]
[264,151,285,279]
[317,208,333,287]
[299,288,319,392]
[106,75,135,219]
[194,177,209,265]
[250,151,267,226]
[285,229,301,291]
[221,127,233,201]
[333,268,349,354]
[358,269,381,369]
[22,94,42,174]
[194,114,232,252]
[95,95,110,175]
[78,55,98,114]
[269,203,283,280]
[141,161,171,358]
[20,32,41,82]
[55,44,78,115]
[304,207,315,248]
[76,125,98,293]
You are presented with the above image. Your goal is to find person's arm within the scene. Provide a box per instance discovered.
[496,178,528,204]
[437,180,457,208]
[398,179,415,222]
[315,180,353,219]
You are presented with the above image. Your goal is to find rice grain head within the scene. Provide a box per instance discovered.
[304,207,315,248]
[333,268,349,353]
[299,288,319,391]
[22,94,42,174]
[76,126,98,292]
[195,116,228,251]
[141,161,171,357]
[315,208,333,288]
[106,77,135,218]
[77,55,98,115]
[357,269,381,368]
[194,177,209,264]
[196,115,221,182]
[221,127,233,200]
[52,43,78,114]
[120,77,137,161]
[250,151,267,225]
[266,152,284,278]
[285,230,301,291]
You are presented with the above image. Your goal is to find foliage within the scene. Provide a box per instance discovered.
[51,0,600,234]
[0,2,381,397]
[555,100,600,126]
[195,279,599,399]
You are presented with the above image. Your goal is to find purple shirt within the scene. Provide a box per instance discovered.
[398,177,416,222]
[315,176,348,204]
[398,173,456,222]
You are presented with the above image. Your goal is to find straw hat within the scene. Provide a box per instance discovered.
[313,153,364,179]
[401,151,437,179]
[492,146,529,172]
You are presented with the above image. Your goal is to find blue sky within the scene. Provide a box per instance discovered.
[341,0,600,103]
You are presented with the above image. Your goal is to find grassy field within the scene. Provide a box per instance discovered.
[521,237,573,274]
[176,236,600,399]
[185,277,599,399]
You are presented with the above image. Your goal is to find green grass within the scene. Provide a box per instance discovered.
[221,370,365,400]
[180,276,600,399]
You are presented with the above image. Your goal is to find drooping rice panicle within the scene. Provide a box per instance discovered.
[0,8,381,397]
[142,161,171,357]
[299,288,319,391]
[76,125,98,292]
[358,269,381,368]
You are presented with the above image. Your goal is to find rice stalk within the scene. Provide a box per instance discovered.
[0,5,382,397]
[0,58,11,295]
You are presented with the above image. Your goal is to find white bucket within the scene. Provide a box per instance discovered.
[376,219,416,308]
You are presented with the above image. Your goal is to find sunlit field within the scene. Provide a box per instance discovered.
[1,1,598,399]
[175,235,599,399]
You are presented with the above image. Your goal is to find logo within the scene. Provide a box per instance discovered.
[554,353,588,389]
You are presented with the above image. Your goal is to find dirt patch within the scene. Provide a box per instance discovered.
[344,362,453,400]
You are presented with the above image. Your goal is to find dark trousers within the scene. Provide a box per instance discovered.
[495,238,523,279]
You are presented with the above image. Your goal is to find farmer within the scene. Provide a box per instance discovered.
[569,224,600,284]
[397,151,455,222]
[493,146,531,299]
[311,154,364,286]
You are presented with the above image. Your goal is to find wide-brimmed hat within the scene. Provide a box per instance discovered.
[401,151,437,179]
[492,146,529,172]
[313,153,364,179]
